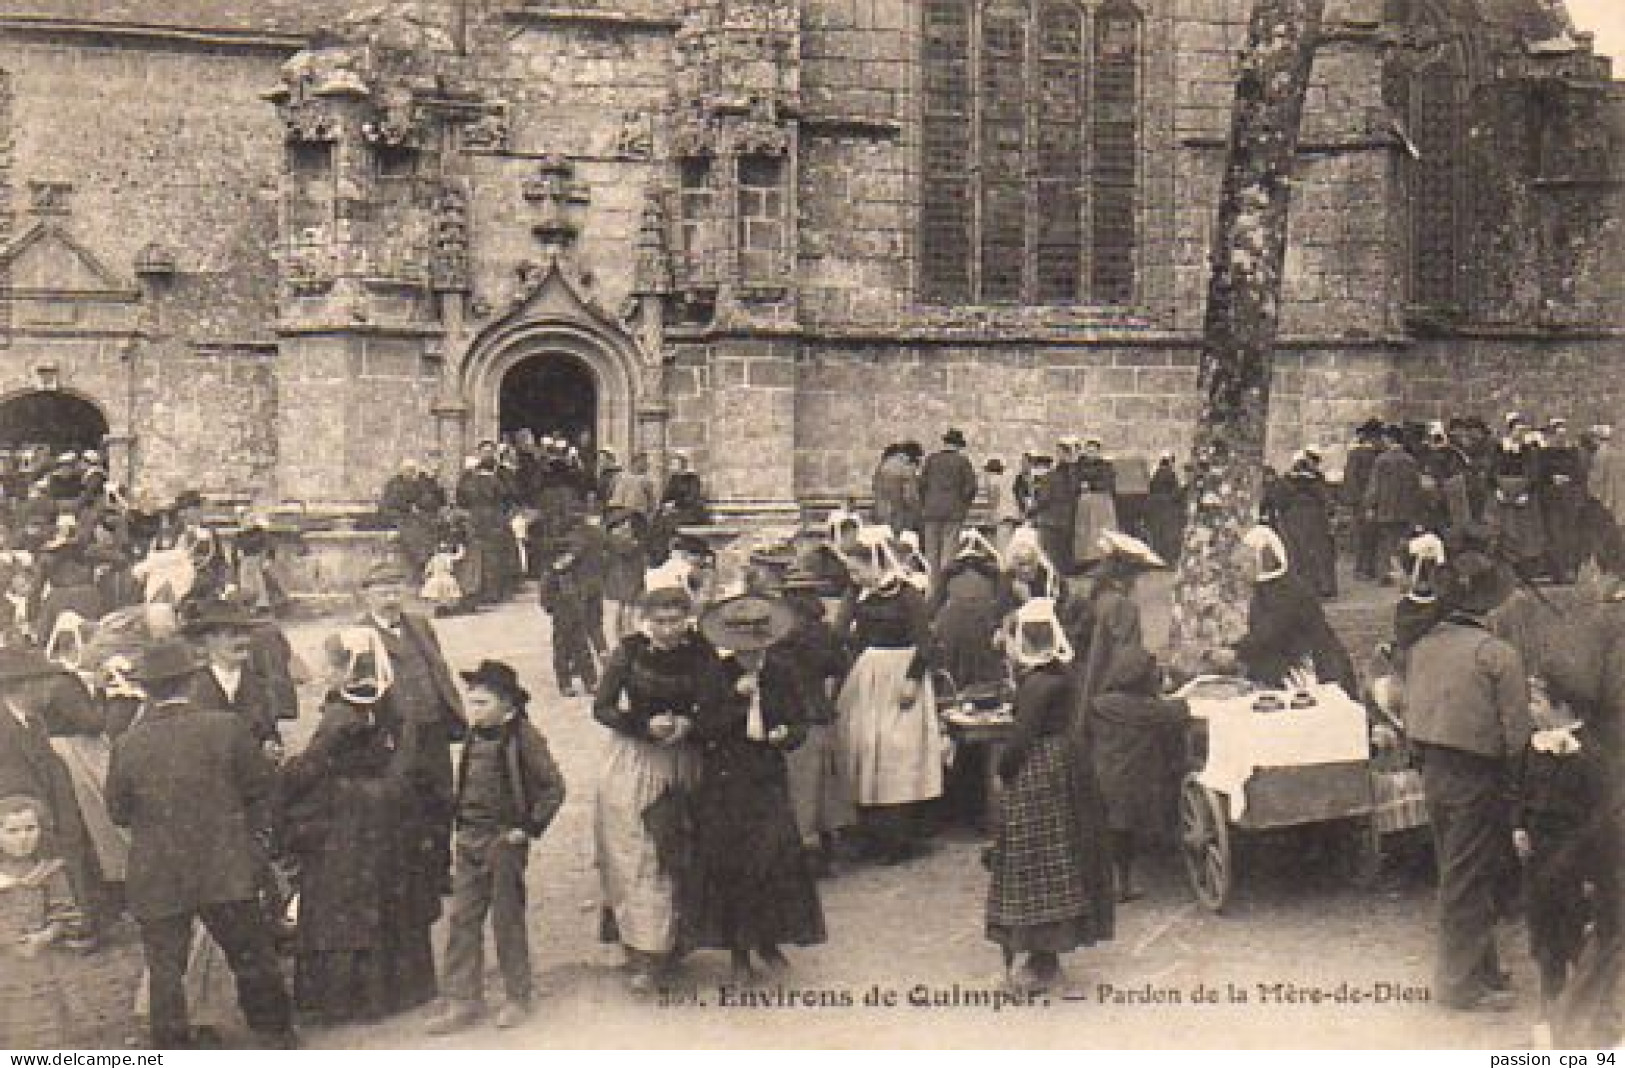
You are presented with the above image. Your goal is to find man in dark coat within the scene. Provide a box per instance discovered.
[454,445,516,604]
[527,438,585,573]
[1538,421,1587,584]
[106,639,296,1049]
[918,429,979,575]
[356,560,467,896]
[1402,552,1529,1013]
[1344,419,1383,580]
[1365,427,1423,585]
[1030,452,1076,575]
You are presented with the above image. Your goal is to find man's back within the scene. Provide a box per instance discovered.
[919,449,975,520]
[106,703,271,919]
[1404,621,1529,761]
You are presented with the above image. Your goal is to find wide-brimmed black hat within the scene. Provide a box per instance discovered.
[182,598,257,634]
[943,428,968,448]
[129,639,205,683]
[699,594,797,653]
[459,659,531,709]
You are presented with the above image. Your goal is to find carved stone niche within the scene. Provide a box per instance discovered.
[360,84,435,150]
[264,46,369,143]
[461,103,511,152]
[522,156,592,251]
[430,185,471,292]
[284,248,338,295]
[673,0,802,124]
[631,196,674,300]
[267,4,467,150]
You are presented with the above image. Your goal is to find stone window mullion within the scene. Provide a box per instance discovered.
[1034,0,1086,304]
[969,0,985,302]
[979,0,1030,302]
[1090,0,1141,305]
[920,0,976,302]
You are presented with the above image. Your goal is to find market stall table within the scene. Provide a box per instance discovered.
[1176,677,1426,912]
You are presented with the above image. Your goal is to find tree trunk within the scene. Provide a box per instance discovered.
[1167,0,1327,675]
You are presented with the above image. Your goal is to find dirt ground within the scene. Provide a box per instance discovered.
[55,575,1549,1051]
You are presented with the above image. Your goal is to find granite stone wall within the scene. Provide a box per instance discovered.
[0,1,1618,517]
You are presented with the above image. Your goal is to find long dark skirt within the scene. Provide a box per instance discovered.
[686,749,827,953]
[286,771,441,1023]
[935,599,1004,688]
[294,924,436,1024]
[1278,503,1337,597]
[986,735,1113,954]
[1088,693,1189,836]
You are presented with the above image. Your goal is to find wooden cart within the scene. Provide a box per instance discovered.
[1176,684,1427,912]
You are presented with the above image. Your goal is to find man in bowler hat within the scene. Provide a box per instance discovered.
[105,640,296,1049]
[918,428,979,575]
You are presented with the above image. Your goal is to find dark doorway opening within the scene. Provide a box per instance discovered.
[0,390,109,451]
[499,353,597,448]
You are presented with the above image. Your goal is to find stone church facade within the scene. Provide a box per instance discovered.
[0,0,1620,519]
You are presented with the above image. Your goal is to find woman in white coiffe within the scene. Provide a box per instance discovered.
[832,529,945,863]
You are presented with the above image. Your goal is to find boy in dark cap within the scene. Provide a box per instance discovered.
[426,660,566,1035]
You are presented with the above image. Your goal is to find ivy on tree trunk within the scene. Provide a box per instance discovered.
[1168,0,1327,675]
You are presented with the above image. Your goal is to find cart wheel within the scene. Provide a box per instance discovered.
[1346,815,1384,891]
[1179,774,1232,912]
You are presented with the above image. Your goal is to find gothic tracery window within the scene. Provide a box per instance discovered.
[920,0,1141,306]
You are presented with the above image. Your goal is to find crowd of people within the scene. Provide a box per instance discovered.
[377,435,709,619]
[872,430,1190,576]
[0,412,1619,1051]
[0,446,287,648]
[1270,414,1625,600]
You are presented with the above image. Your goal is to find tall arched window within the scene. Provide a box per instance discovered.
[919,0,1142,307]
[1386,0,1472,313]
[1406,40,1468,309]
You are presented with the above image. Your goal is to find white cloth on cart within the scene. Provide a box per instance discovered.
[1191,683,1368,820]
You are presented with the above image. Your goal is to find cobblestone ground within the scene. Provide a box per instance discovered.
[60,574,1543,1050]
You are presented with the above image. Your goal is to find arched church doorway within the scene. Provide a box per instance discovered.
[499,353,598,450]
[0,390,109,451]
